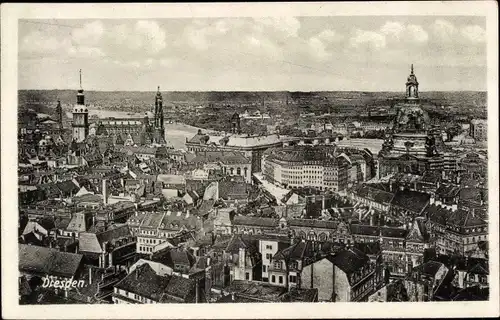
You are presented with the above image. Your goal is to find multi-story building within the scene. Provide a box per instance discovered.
[469,119,487,141]
[127,211,203,254]
[262,145,351,192]
[186,151,252,183]
[424,202,488,256]
[300,247,384,302]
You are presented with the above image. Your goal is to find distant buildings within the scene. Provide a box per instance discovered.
[185,113,343,174]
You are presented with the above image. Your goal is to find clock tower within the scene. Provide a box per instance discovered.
[72,69,89,142]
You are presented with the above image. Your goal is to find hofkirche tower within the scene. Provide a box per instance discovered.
[378,65,445,178]
[152,86,166,144]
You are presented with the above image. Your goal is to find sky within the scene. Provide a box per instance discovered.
[18,16,487,92]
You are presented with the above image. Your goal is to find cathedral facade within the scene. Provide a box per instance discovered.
[378,65,447,178]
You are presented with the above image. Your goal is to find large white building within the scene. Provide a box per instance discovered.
[262,145,374,192]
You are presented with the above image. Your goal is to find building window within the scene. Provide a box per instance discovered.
[266,253,273,260]
[263,265,267,272]
[271,275,276,283]
[279,276,283,284]
[245,272,250,280]
[266,245,273,250]
[290,275,297,283]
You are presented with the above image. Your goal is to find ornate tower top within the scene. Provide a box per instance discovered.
[406,64,419,99]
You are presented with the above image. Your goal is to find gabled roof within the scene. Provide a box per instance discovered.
[19,244,83,278]
[115,263,171,302]
[225,234,258,255]
[327,248,370,276]
[448,209,487,228]
[413,260,445,278]
[79,224,130,253]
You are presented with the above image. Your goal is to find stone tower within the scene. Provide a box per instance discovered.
[72,69,89,142]
[152,86,166,144]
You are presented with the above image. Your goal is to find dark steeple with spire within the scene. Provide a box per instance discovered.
[77,69,85,105]
[152,86,166,144]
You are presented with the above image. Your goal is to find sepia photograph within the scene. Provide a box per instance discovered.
[1,2,499,319]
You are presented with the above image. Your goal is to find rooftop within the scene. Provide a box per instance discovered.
[19,244,83,278]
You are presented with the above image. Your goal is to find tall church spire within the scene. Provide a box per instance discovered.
[77,69,85,105]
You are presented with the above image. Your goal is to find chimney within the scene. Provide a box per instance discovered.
[102,179,108,205]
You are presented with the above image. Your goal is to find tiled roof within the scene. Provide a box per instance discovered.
[161,275,196,302]
[391,190,430,213]
[380,226,407,238]
[115,264,171,302]
[436,184,461,198]
[424,204,450,226]
[289,218,337,230]
[328,248,369,275]
[19,244,83,278]
[413,261,444,277]
[218,181,249,200]
[225,234,258,254]
[274,240,314,261]
[188,151,250,165]
[353,184,395,204]
[459,187,487,203]
[448,209,487,228]
[80,224,131,253]
[66,212,88,232]
[353,242,381,256]
[350,224,379,237]
[233,215,278,228]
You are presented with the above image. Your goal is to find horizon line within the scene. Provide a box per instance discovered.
[17,89,487,93]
